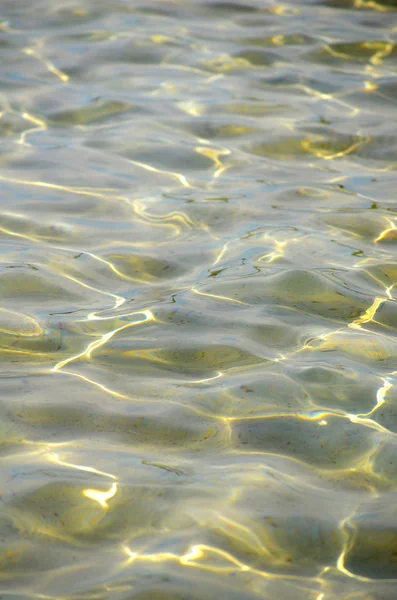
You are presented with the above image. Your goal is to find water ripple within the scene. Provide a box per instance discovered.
[1,0,397,598]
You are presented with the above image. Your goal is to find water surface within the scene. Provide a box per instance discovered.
[1,0,397,598]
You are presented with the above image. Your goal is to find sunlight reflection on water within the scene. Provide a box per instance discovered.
[1,0,397,598]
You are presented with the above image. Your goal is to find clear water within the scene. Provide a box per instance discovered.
[1,0,397,598]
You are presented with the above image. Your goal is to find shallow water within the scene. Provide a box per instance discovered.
[1,0,397,598]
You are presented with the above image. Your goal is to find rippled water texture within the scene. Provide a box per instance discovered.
[1,0,397,598]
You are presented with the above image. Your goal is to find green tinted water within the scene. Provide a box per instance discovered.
[1,0,397,598]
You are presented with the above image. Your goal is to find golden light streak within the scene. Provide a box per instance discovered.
[180,544,250,571]
[124,546,174,564]
[348,297,385,330]
[85,309,152,322]
[0,347,48,357]
[374,218,397,243]
[213,241,229,267]
[164,63,214,77]
[354,0,390,10]
[347,412,396,436]
[299,85,360,117]
[195,147,230,169]
[204,74,224,86]
[151,34,170,44]
[55,369,132,401]
[366,41,394,66]
[56,367,223,421]
[336,516,374,583]
[191,286,249,305]
[357,378,393,419]
[0,307,43,337]
[358,268,395,300]
[83,482,118,509]
[213,163,234,179]
[296,327,346,354]
[18,111,48,146]
[53,310,153,371]
[128,159,190,188]
[58,272,125,314]
[323,44,351,61]
[123,543,250,572]
[385,281,397,300]
[182,371,223,385]
[49,453,117,479]
[132,199,195,228]
[22,439,77,450]
[23,47,69,82]
[52,246,155,288]
[258,240,288,263]
[258,251,281,263]
[215,514,274,559]
[269,4,300,15]
[377,378,393,404]
[203,54,254,73]
[0,223,42,243]
[301,137,367,161]
[177,101,202,117]
[22,111,46,128]
[82,251,152,286]
[122,543,323,585]
[0,174,131,204]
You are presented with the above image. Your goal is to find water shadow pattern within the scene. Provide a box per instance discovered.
[1,0,397,598]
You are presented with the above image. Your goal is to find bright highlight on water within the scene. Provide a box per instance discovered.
[1,0,397,598]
